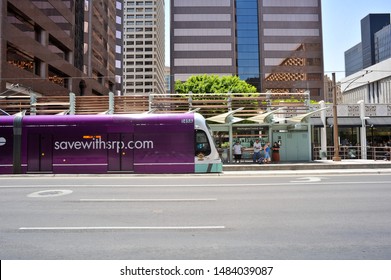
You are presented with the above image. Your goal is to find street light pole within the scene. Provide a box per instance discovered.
[332,73,341,161]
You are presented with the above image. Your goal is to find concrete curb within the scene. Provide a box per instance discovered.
[223,160,391,172]
[222,168,391,176]
[1,160,390,178]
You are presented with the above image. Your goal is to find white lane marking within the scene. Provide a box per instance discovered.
[27,190,73,198]
[3,181,391,189]
[79,198,217,202]
[19,226,225,231]
[290,177,322,183]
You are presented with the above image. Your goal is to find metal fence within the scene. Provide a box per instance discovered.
[0,92,310,117]
[313,146,391,161]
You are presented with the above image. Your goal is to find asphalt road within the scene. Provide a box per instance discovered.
[1,173,391,260]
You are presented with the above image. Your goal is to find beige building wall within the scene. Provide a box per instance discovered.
[123,0,165,95]
[170,0,324,100]
[260,0,324,100]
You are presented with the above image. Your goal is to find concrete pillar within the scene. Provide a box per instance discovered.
[358,100,367,159]
[69,92,76,115]
[30,93,37,116]
[319,101,327,159]
[108,92,114,114]
[307,123,312,161]
[148,94,153,111]
[228,123,233,164]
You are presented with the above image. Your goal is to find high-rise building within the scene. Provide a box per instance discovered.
[361,14,390,69]
[115,1,124,96]
[170,0,324,100]
[259,0,324,100]
[375,24,391,63]
[323,75,333,104]
[170,0,236,84]
[345,14,391,76]
[345,43,363,77]
[0,0,118,97]
[164,66,171,93]
[122,0,165,95]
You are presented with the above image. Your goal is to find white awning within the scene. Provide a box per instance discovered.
[287,107,328,123]
[206,107,244,124]
[246,107,287,124]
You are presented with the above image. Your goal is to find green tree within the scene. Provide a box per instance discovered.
[174,74,257,94]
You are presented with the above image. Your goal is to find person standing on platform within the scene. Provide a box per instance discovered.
[232,141,243,163]
[252,139,262,163]
[264,142,271,163]
[272,141,280,163]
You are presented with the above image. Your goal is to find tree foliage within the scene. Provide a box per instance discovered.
[174,74,257,94]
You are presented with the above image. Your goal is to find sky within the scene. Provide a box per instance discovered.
[164,0,391,81]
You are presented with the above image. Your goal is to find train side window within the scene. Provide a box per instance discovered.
[195,130,211,156]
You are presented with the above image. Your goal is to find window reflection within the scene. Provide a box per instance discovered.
[236,0,260,90]
[7,44,35,74]
[7,5,36,41]
[264,42,323,94]
[48,66,68,88]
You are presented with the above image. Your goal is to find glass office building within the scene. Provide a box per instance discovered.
[375,24,391,63]
[236,0,260,90]
[361,14,390,69]
[345,43,363,77]
[171,0,324,100]
[345,14,391,76]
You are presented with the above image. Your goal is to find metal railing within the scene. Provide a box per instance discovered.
[313,146,391,161]
[0,92,310,116]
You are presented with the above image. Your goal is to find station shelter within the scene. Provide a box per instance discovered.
[207,107,324,163]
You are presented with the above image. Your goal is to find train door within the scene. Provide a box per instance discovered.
[107,133,134,172]
[27,134,53,172]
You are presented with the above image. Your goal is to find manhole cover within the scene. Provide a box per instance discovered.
[28,190,73,198]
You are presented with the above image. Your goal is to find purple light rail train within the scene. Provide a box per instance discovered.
[0,112,222,174]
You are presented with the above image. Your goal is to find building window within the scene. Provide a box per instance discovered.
[7,44,35,74]
[307,73,322,81]
[49,36,69,61]
[236,0,260,87]
[307,58,322,66]
[48,66,68,88]
[7,6,37,41]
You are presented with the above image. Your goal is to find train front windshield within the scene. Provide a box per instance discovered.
[195,130,211,156]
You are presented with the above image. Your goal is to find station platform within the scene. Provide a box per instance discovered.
[222,159,391,172]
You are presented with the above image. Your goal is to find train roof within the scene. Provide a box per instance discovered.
[0,112,203,126]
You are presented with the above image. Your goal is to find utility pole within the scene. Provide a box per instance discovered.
[332,73,341,161]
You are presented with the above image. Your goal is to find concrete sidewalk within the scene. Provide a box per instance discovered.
[223,159,391,172]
